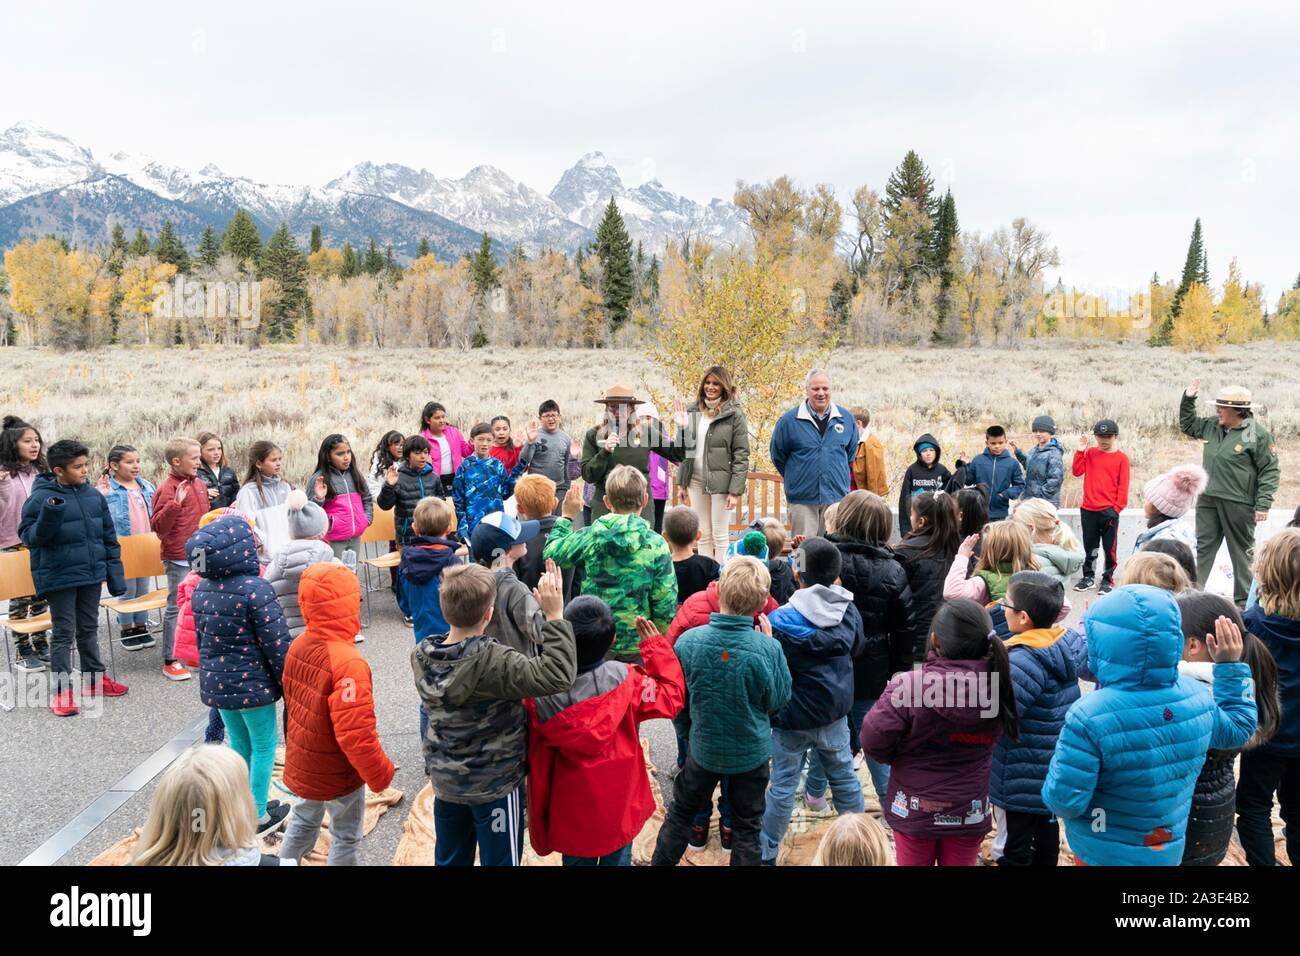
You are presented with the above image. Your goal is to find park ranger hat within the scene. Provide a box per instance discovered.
[1214,386,1252,410]
[595,384,644,406]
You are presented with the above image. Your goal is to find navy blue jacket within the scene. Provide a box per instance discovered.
[768,584,865,731]
[769,402,859,505]
[1243,605,1300,757]
[398,535,464,640]
[989,626,1084,814]
[962,448,1025,519]
[19,475,125,597]
[188,516,292,710]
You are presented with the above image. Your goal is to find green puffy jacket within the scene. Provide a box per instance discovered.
[1179,394,1280,510]
[675,401,751,497]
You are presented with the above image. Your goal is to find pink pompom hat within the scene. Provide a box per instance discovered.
[1144,464,1209,518]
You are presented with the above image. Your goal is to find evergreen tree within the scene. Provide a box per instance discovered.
[1154,218,1208,345]
[221,209,262,269]
[645,254,660,304]
[470,234,499,295]
[931,189,960,341]
[510,243,527,265]
[384,243,396,271]
[340,242,359,278]
[197,225,220,269]
[883,150,938,231]
[128,228,151,257]
[416,237,431,259]
[309,224,322,254]
[593,197,634,330]
[109,223,128,256]
[260,224,311,341]
[362,239,385,275]
[152,220,190,272]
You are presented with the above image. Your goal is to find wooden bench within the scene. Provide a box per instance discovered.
[666,471,790,533]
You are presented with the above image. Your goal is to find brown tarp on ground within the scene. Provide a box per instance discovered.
[90,747,403,866]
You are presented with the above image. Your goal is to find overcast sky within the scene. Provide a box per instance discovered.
[6,0,1298,300]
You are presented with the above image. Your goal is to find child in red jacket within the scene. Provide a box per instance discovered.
[525,596,685,865]
[149,437,209,680]
[1071,420,1130,595]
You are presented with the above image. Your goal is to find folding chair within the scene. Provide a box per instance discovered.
[0,549,52,678]
[358,508,397,628]
[99,533,169,667]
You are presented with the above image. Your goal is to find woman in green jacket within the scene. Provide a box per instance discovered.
[675,366,751,560]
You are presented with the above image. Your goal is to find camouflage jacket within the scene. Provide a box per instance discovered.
[411,619,576,803]
[542,513,678,657]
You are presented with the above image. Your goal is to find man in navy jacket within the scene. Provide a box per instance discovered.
[770,369,860,537]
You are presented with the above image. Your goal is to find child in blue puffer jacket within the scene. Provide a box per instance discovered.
[1042,585,1257,865]
[453,423,527,540]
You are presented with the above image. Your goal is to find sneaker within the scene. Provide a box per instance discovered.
[14,645,46,672]
[162,661,191,681]
[49,688,79,717]
[719,825,733,852]
[1073,576,1095,592]
[33,636,51,663]
[852,752,865,771]
[686,824,708,852]
[1098,579,1114,595]
[121,631,156,651]
[256,802,290,834]
[354,632,365,644]
[803,792,830,813]
[84,674,129,698]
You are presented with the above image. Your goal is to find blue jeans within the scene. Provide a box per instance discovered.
[563,843,633,867]
[676,733,732,828]
[116,576,152,628]
[806,698,891,805]
[761,719,863,862]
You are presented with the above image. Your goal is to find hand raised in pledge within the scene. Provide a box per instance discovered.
[1077,433,1090,453]
[1185,378,1201,398]
[1206,615,1243,662]
[313,475,328,500]
[958,533,980,558]
[532,560,565,621]
[635,616,663,645]
[385,464,399,486]
[561,481,584,520]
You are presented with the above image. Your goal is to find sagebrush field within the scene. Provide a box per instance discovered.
[4,341,1297,509]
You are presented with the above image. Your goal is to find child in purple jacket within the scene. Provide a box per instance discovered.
[861,598,1018,866]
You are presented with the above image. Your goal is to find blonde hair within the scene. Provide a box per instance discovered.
[823,501,841,535]
[1255,528,1300,618]
[513,474,557,520]
[810,813,893,866]
[1119,551,1191,592]
[717,556,771,616]
[1011,497,1081,552]
[412,496,454,537]
[164,437,200,467]
[974,521,1038,574]
[131,745,258,866]
[760,517,787,558]
[605,465,648,513]
[439,564,497,627]
[835,490,892,545]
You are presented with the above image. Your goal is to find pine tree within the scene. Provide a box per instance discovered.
[260,224,311,341]
[883,151,937,232]
[470,234,499,294]
[594,197,634,330]
[341,242,358,278]
[109,223,127,256]
[221,210,262,269]
[416,237,431,259]
[384,243,396,271]
[645,255,660,304]
[1154,218,1207,345]
[309,225,322,254]
[197,225,220,269]
[128,228,151,257]
[930,189,961,341]
[362,239,384,275]
[152,220,190,272]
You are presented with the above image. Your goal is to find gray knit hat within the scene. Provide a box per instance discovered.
[286,489,329,540]
[1031,415,1057,434]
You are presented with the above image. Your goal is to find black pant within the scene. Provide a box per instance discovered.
[653,754,769,866]
[1236,750,1299,866]
[1080,507,1119,581]
[46,584,106,691]
[997,810,1060,866]
[653,497,666,534]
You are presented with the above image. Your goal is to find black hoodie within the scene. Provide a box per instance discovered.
[897,434,953,535]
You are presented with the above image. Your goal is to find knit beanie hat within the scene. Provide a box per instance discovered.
[1143,465,1208,519]
[286,489,329,540]
[1031,415,1057,434]
[726,530,769,562]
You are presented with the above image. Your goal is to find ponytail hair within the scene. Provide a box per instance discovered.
[929,599,1019,742]
[900,491,960,563]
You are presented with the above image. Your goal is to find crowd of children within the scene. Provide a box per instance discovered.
[3,390,1296,870]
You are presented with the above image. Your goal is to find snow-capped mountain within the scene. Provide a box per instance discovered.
[0,121,100,206]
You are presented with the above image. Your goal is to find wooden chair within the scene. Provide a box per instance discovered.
[99,534,170,649]
[0,549,52,677]
[665,471,792,538]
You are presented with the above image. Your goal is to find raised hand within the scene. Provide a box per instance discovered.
[635,616,663,645]
[526,418,540,443]
[1186,378,1201,397]
[513,429,527,449]
[313,475,328,500]
[673,398,688,430]
[561,481,584,520]
[1008,440,1019,454]
[532,560,565,621]
[1206,615,1243,662]
[958,533,980,558]
[94,472,110,494]
[175,482,187,504]
[1077,432,1089,453]
[755,613,773,638]
[385,464,399,486]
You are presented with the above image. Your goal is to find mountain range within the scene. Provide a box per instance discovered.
[0,121,749,262]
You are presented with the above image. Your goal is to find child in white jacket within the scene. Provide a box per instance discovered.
[265,491,338,638]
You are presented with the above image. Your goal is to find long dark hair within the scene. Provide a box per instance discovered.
[105,444,138,478]
[491,415,513,450]
[372,430,404,479]
[1177,591,1281,749]
[956,485,990,539]
[312,434,366,503]
[419,401,446,434]
[0,416,47,476]
[898,491,960,562]
[242,440,282,501]
[930,599,1019,741]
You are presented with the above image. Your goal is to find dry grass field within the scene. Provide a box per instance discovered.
[3,341,1297,509]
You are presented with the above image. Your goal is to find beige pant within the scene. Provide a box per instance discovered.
[688,479,731,560]
[788,503,830,539]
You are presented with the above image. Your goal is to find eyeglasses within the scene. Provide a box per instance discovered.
[998,599,1023,614]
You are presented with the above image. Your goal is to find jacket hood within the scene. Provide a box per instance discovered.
[1033,542,1084,577]
[1008,627,1080,684]
[1033,437,1063,454]
[1243,605,1300,646]
[530,661,632,753]
[187,515,260,579]
[270,539,336,573]
[912,433,943,462]
[912,655,999,724]
[1084,585,1182,690]
[30,473,74,496]
[770,585,859,655]
[299,562,361,639]
[401,536,463,584]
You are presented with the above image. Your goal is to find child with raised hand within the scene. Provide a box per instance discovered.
[943,520,1039,605]
[412,561,576,867]
[956,425,1025,521]
[470,510,545,658]
[132,745,295,867]
[651,557,792,866]
[663,505,719,605]
[897,434,952,535]
[811,813,893,866]
[151,437,209,680]
[418,401,474,491]
[368,430,405,499]
[1072,419,1130,595]
[377,435,447,551]
[20,439,128,715]
[520,400,580,513]
[0,417,50,671]
[861,599,1018,866]
[265,490,338,638]
[307,433,373,559]
[1010,497,1084,586]
[545,466,677,663]
[96,444,157,648]
[1042,585,1257,865]
[453,422,527,540]
[894,491,961,661]
[488,415,523,473]
[1238,528,1300,865]
[525,602,686,866]
[196,432,240,509]
[1177,591,1281,866]
[188,514,293,834]
[760,537,866,865]
[989,570,1083,866]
